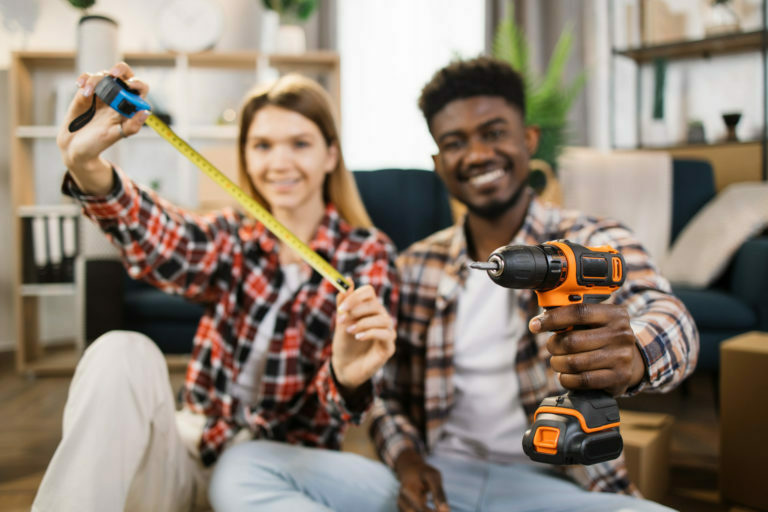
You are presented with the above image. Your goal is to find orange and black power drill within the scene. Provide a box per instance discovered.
[470,240,626,465]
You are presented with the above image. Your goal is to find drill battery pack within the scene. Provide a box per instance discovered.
[522,390,623,465]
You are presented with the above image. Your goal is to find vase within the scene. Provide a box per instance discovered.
[276,25,306,54]
[260,9,279,53]
[76,15,119,75]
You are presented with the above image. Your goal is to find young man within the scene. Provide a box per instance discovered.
[369,57,698,512]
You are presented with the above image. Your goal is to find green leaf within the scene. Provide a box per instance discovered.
[67,0,96,9]
[491,0,585,173]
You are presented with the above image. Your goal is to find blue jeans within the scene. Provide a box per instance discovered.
[208,441,674,512]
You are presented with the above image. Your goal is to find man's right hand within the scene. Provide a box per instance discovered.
[394,448,450,512]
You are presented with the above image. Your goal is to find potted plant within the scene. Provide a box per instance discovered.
[261,0,318,54]
[492,3,584,175]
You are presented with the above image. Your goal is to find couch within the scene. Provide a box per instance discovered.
[85,163,768,375]
[668,159,768,372]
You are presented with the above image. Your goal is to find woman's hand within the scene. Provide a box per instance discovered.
[57,61,150,195]
[331,283,396,390]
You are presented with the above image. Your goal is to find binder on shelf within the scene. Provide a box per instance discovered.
[18,204,81,285]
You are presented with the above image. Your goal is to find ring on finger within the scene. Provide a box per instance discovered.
[118,122,127,139]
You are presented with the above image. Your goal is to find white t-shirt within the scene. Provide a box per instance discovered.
[433,268,530,464]
[231,263,302,407]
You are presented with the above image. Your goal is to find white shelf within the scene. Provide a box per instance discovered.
[21,283,77,297]
[18,203,80,217]
[16,126,59,138]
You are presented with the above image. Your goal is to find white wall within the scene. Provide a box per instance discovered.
[338,0,486,170]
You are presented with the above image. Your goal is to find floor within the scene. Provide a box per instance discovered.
[0,352,758,512]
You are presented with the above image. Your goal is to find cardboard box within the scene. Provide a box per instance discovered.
[720,331,768,511]
[621,410,673,502]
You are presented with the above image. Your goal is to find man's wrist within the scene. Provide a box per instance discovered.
[393,447,423,477]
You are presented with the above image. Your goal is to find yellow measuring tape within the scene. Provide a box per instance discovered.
[144,114,351,292]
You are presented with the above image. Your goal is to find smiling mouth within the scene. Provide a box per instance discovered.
[467,168,505,187]
[266,177,301,186]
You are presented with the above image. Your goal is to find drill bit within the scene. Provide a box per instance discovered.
[469,261,500,271]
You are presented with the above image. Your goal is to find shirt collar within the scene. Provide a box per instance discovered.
[245,203,345,259]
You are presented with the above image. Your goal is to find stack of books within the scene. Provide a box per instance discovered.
[19,204,81,284]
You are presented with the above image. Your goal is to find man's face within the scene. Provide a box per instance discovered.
[430,96,538,219]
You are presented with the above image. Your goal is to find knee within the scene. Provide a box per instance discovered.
[208,441,293,507]
[83,330,162,368]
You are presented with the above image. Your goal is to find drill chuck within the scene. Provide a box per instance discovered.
[473,245,565,290]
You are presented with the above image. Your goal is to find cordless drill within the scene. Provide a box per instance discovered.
[470,240,626,465]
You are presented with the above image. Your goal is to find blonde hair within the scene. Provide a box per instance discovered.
[237,74,372,228]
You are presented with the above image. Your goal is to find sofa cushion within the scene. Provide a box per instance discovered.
[670,159,715,245]
[663,183,768,288]
[353,169,453,251]
[124,288,206,322]
[672,286,757,330]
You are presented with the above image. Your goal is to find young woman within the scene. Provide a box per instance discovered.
[32,63,398,512]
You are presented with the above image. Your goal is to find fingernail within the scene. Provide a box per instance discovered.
[530,317,541,332]
[137,111,150,122]
[75,78,85,88]
[109,66,119,76]
[338,304,348,313]
[337,313,347,324]
[354,332,364,340]
[82,85,93,97]
[346,324,356,334]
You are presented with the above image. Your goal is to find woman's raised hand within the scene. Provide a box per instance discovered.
[57,61,150,194]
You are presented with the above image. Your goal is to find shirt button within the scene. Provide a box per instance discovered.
[129,267,140,277]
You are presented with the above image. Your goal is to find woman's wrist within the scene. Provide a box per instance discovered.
[67,157,114,196]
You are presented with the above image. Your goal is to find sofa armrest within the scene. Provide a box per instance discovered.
[729,236,768,331]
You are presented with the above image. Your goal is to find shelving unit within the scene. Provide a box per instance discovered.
[610,1,767,186]
[10,49,341,376]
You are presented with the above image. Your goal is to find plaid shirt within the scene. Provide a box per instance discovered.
[370,196,698,495]
[64,167,398,466]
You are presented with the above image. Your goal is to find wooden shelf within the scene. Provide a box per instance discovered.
[634,140,763,151]
[20,284,77,297]
[10,49,340,374]
[614,30,766,62]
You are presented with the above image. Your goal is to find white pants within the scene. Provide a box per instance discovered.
[32,331,213,512]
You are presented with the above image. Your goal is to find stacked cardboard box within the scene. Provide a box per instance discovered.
[720,331,768,511]
[621,410,673,502]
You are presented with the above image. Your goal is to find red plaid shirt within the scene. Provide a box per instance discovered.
[64,167,399,465]
[370,196,699,495]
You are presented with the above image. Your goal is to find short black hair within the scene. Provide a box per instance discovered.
[418,56,525,129]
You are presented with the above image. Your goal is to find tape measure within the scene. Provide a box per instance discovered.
[93,76,350,292]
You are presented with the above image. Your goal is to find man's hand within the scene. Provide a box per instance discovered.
[331,283,396,390]
[394,449,449,512]
[529,304,646,396]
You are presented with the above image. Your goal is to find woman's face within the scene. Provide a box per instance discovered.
[244,105,337,213]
